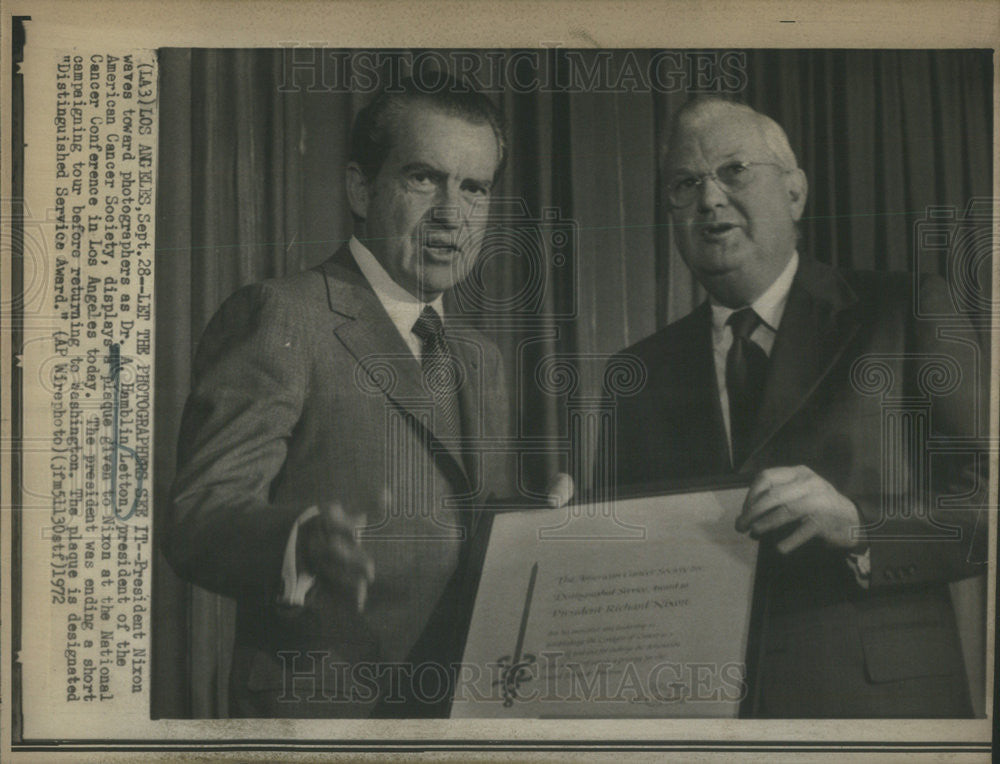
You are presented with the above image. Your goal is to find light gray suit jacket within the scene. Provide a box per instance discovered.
[165,246,514,717]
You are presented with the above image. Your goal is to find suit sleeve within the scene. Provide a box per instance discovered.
[163,282,311,599]
[855,275,988,590]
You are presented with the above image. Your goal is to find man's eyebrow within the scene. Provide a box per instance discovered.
[666,164,696,177]
[400,161,445,176]
[399,161,493,188]
[718,149,746,161]
[667,147,749,174]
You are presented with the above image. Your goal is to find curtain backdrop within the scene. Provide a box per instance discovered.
[152,49,992,718]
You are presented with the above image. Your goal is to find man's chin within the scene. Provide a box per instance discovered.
[687,253,753,303]
[413,273,463,302]
[693,256,744,281]
[685,240,757,280]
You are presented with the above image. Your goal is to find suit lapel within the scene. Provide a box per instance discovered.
[318,247,471,488]
[744,259,862,466]
[449,337,482,492]
[666,304,731,473]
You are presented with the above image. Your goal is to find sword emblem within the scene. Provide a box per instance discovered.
[495,561,539,707]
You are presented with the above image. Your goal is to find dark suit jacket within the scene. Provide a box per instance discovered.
[164,246,514,717]
[611,258,986,717]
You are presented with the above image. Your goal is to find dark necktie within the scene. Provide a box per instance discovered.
[412,306,477,545]
[412,305,462,441]
[726,307,769,467]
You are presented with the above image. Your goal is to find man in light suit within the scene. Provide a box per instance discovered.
[609,97,986,717]
[165,78,550,717]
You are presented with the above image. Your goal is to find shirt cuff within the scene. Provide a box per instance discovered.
[846,547,871,589]
[279,506,320,606]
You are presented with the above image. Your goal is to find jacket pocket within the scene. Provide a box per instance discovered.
[861,623,961,683]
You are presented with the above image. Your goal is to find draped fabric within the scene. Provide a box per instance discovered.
[152,49,992,718]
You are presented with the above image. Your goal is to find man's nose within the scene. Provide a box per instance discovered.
[696,174,729,211]
[431,183,464,227]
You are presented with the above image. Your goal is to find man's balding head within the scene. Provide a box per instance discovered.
[662,98,799,176]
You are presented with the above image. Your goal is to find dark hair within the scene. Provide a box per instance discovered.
[349,75,507,182]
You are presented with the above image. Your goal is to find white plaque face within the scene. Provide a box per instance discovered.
[454,487,758,718]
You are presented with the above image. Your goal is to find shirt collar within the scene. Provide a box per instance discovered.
[349,235,445,335]
[710,250,799,334]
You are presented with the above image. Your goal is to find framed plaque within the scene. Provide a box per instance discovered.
[452,482,760,718]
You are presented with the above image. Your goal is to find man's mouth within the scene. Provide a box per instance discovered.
[421,229,461,261]
[698,222,739,240]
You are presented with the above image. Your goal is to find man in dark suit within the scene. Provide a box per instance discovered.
[609,97,986,717]
[164,78,563,717]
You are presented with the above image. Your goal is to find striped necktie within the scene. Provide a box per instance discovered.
[412,305,462,440]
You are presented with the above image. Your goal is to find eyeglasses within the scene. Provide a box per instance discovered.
[667,160,787,208]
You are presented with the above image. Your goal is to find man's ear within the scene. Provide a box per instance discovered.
[345,162,370,220]
[786,168,808,222]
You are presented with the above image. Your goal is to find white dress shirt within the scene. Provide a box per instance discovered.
[280,236,446,606]
[349,235,446,362]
